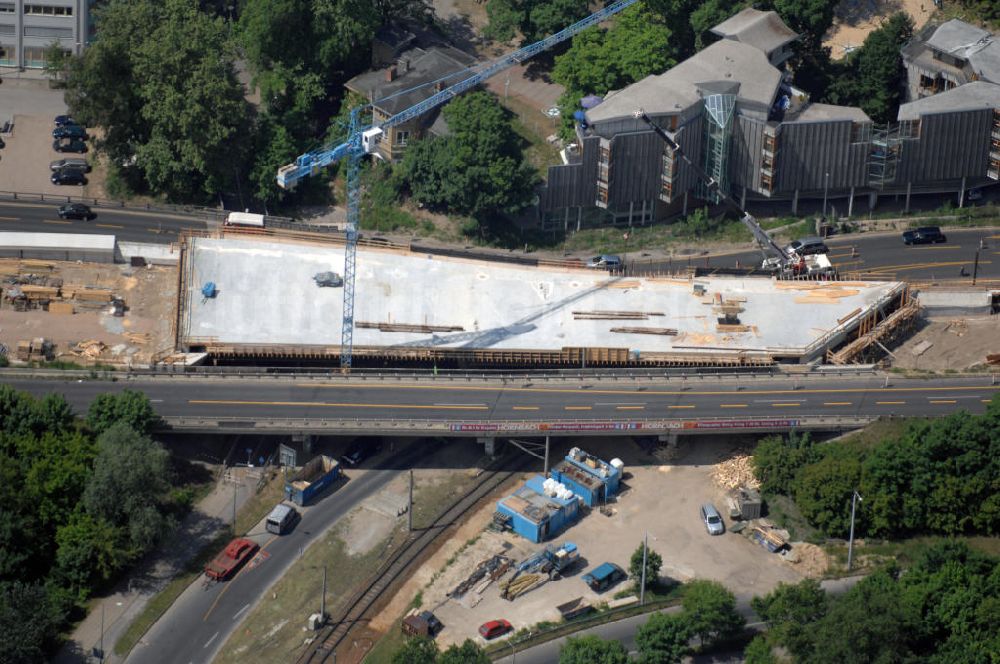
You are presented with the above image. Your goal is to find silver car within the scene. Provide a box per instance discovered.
[700,503,725,535]
[50,157,92,173]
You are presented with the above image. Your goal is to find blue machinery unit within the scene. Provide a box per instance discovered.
[275,0,641,370]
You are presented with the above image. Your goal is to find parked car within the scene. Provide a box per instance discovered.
[902,226,947,245]
[340,438,383,466]
[53,139,88,153]
[478,619,512,640]
[54,115,76,127]
[50,157,91,173]
[700,503,725,535]
[784,236,828,256]
[57,203,95,220]
[51,169,87,186]
[585,254,623,269]
[53,125,87,140]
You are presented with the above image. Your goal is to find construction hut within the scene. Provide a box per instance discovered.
[549,448,622,507]
[496,475,580,543]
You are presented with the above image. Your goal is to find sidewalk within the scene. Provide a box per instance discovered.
[54,467,257,664]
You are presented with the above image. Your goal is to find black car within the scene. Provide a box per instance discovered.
[54,115,76,127]
[51,169,87,185]
[902,226,947,245]
[53,125,87,140]
[50,158,91,173]
[340,438,384,466]
[57,203,95,220]
[53,139,88,153]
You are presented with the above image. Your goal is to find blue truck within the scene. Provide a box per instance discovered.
[284,455,341,506]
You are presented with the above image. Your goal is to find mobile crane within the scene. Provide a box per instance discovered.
[632,109,833,278]
[276,0,642,370]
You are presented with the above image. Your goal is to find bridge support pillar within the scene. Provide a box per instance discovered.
[478,437,498,457]
[791,189,799,216]
[847,186,855,218]
[958,176,966,208]
[291,433,314,454]
[868,191,877,211]
[905,181,912,213]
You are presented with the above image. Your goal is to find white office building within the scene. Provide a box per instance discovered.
[0,0,92,70]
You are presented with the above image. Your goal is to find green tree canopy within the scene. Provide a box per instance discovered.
[86,389,160,436]
[390,636,438,664]
[397,91,538,221]
[629,541,664,591]
[438,639,490,664]
[750,579,827,659]
[636,611,689,664]
[681,579,745,647]
[559,634,630,664]
[53,511,126,600]
[0,581,62,664]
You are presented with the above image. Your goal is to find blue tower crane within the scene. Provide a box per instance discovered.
[276,0,641,370]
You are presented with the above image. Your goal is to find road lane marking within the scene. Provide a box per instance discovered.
[720,404,747,408]
[615,406,645,410]
[863,259,992,273]
[564,406,592,411]
[929,400,957,404]
[300,383,1000,398]
[667,405,695,409]
[204,632,219,648]
[147,227,178,233]
[433,403,487,407]
[984,400,993,404]
[595,402,646,406]
[43,219,72,225]
[0,216,18,221]
[824,402,853,406]
[204,536,277,621]
[233,603,250,620]
[755,398,805,403]
[96,223,124,229]
[188,399,488,410]
[925,395,982,400]
[512,406,539,411]
[876,401,905,405]
[907,245,961,250]
[771,403,800,407]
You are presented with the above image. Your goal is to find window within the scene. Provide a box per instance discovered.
[0,23,13,35]
[899,120,921,140]
[24,4,74,16]
[763,133,777,153]
[760,173,774,193]
[395,130,409,146]
[851,122,872,143]
[0,41,12,65]
[22,45,48,67]
[24,26,73,38]
[599,146,610,163]
[989,157,1000,181]
[990,137,1000,152]
[662,154,673,177]
[596,184,608,205]
[0,3,14,13]
[919,74,936,90]
[660,180,672,200]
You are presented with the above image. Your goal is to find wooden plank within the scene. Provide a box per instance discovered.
[48,302,74,315]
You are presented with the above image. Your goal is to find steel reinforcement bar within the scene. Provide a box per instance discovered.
[298,464,522,664]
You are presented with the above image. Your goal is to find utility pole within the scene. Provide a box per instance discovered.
[408,469,414,532]
[232,483,238,535]
[321,566,327,623]
[543,436,550,477]
[847,490,863,571]
[972,248,980,285]
[639,532,648,605]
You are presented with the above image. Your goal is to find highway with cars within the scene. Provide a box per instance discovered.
[0,199,209,243]
[5,373,998,431]
[635,227,1000,283]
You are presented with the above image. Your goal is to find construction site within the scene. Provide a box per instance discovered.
[176,230,916,368]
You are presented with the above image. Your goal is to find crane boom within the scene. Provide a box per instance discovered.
[274,0,641,370]
[632,109,791,265]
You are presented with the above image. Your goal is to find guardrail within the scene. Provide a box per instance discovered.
[158,414,876,435]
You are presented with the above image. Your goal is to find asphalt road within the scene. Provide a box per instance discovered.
[125,459,408,664]
[0,200,209,244]
[493,576,864,664]
[634,227,1000,282]
[6,374,998,425]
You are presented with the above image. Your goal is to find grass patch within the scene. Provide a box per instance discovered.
[364,616,408,664]
[500,94,562,179]
[823,535,1000,576]
[762,493,823,544]
[114,472,286,658]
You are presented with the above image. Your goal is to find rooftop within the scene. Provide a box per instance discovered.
[552,461,604,491]
[502,476,576,524]
[587,40,782,123]
[897,80,1000,120]
[0,231,115,250]
[182,236,903,360]
[346,46,477,116]
[789,102,871,124]
[906,19,1000,84]
[710,8,798,55]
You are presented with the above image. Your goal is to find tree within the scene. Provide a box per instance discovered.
[42,41,70,84]
[398,91,538,221]
[636,611,689,664]
[791,445,863,537]
[752,432,819,496]
[0,581,62,664]
[438,639,490,664]
[484,0,521,42]
[524,0,589,43]
[559,635,630,664]
[83,423,172,558]
[681,579,745,647]
[750,579,827,659]
[53,511,125,600]
[743,634,778,664]
[767,0,836,50]
[390,636,438,664]
[824,12,913,123]
[629,541,663,591]
[86,389,160,436]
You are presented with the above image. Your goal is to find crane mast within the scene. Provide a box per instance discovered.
[276,0,642,370]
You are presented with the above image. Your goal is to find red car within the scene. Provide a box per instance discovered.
[479,619,513,640]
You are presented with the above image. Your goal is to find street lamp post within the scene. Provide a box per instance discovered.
[823,172,830,218]
[639,531,648,605]
[847,490,863,571]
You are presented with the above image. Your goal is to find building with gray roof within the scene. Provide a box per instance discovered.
[902,19,1000,102]
[537,11,1000,231]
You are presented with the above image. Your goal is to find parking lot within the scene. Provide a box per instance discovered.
[0,115,106,198]
[415,437,804,647]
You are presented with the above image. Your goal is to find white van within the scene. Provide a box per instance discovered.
[265,504,299,535]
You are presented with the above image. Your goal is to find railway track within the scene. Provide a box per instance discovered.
[298,463,521,664]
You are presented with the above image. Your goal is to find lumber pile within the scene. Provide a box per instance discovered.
[448,554,511,599]
[610,327,678,335]
[71,339,106,359]
[356,321,464,333]
[15,337,52,362]
[710,453,760,490]
[124,332,151,344]
[572,310,665,320]
[48,302,74,315]
[499,573,544,601]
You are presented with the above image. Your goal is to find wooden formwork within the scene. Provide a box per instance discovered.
[827,287,920,365]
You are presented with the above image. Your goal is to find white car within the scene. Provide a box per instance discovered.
[544,107,561,118]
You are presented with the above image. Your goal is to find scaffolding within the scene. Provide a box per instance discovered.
[698,94,736,203]
[867,123,901,189]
